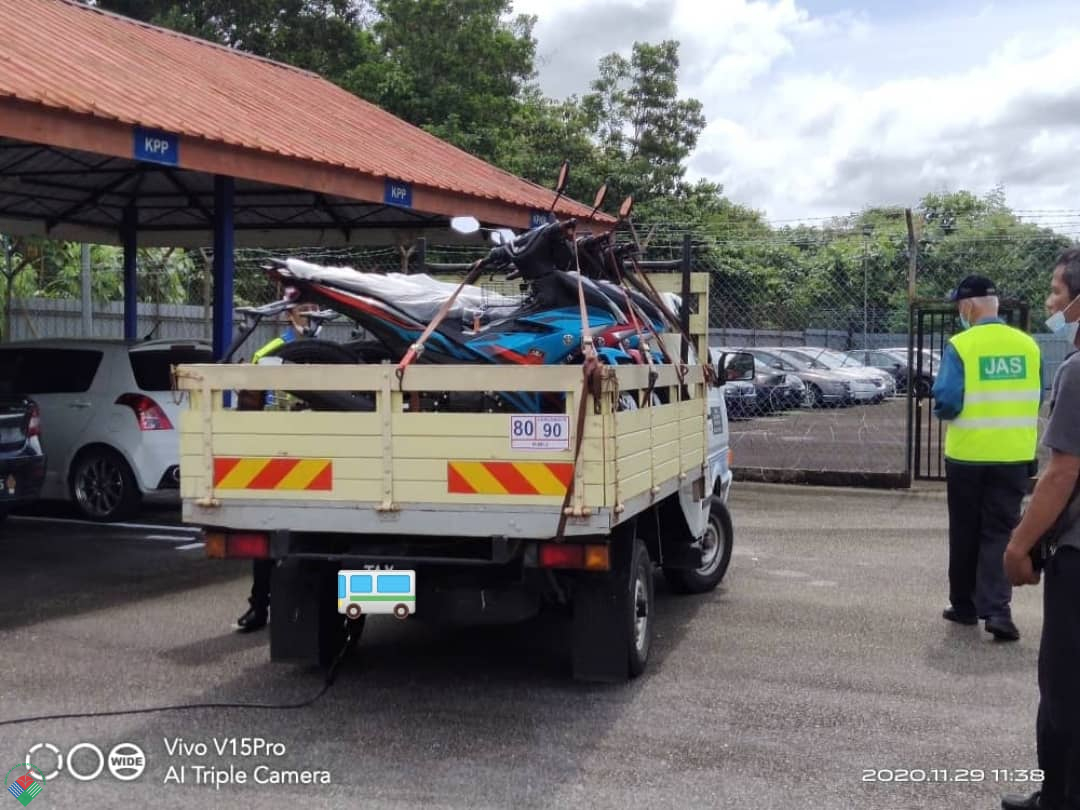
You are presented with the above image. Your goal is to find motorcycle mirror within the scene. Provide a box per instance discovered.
[548,159,570,215]
[619,195,634,220]
[592,184,608,212]
[450,215,481,235]
[555,160,570,195]
[490,228,515,246]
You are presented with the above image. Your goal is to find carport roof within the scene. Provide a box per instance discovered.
[0,0,612,246]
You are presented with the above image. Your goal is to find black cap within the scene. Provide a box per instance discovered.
[948,274,997,301]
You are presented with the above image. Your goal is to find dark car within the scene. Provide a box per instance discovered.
[0,395,45,520]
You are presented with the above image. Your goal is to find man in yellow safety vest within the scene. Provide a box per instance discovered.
[933,274,1043,642]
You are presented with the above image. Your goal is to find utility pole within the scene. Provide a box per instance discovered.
[862,225,871,350]
[81,244,93,336]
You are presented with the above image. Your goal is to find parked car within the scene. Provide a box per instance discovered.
[793,347,897,399]
[879,347,940,395]
[0,395,46,520]
[740,348,854,407]
[0,338,214,521]
[769,348,884,405]
[845,348,935,396]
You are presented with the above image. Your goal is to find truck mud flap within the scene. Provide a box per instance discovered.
[570,522,642,683]
[270,560,345,668]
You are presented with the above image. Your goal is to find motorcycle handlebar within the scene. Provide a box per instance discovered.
[479,218,577,272]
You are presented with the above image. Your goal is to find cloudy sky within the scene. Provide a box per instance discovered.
[511,0,1080,223]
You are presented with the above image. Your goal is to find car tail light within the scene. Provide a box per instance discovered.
[205,531,269,559]
[116,394,174,431]
[538,543,611,570]
[27,402,40,438]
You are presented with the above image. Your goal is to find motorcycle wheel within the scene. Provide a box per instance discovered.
[258,339,375,412]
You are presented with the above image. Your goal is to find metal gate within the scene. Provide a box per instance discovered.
[908,301,1030,481]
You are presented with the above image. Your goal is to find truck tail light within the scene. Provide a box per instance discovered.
[116,394,174,431]
[205,531,269,559]
[27,402,40,438]
[539,543,610,571]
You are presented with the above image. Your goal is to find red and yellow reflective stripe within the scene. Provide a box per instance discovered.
[214,457,333,491]
[447,461,573,496]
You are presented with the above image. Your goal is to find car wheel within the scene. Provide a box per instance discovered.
[70,447,141,522]
[806,384,824,408]
[914,378,932,398]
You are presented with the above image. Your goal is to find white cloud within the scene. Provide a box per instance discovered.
[513,0,1080,223]
[692,29,1080,220]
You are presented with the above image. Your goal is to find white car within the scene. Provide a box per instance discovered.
[0,338,213,521]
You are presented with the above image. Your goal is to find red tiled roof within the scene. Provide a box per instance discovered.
[0,0,609,223]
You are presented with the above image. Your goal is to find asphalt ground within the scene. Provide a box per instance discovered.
[0,485,1047,810]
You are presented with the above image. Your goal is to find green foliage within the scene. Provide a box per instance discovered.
[351,0,538,163]
[581,41,705,201]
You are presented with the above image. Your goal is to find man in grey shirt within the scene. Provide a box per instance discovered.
[1001,248,1080,810]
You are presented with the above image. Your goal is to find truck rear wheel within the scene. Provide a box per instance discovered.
[663,499,733,594]
[571,530,654,682]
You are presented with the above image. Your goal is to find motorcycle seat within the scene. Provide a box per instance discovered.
[284,259,519,325]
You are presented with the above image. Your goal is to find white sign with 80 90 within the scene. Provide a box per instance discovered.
[510,415,569,451]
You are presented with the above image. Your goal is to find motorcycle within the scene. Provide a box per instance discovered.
[258,219,656,412]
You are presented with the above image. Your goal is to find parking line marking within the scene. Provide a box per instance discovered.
[175,542,206,551]
[12,515,201,535]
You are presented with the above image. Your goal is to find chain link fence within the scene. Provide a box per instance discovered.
[5,207,1077,484]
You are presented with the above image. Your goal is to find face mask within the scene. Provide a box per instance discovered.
[1046,310,1079,343]
[959,315,970,330]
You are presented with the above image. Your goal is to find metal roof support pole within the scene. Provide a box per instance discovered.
[212,175,235,361]
[122,206,138,341]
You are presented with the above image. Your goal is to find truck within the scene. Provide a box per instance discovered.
[174,271,754,682]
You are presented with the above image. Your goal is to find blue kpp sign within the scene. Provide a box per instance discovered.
[133,127,179,166]
[529,211,550,229]
[384,179,413,209]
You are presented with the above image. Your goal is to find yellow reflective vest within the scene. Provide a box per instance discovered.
[944,322,1041,463]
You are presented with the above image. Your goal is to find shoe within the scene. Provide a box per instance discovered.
[1002,790,1057,809]
[236,607,268,633]
[942,606,978,625]
[985,616,1020,642]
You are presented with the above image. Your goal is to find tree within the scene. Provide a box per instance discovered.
[581,41,706,203]
[915,190,1071,321]
[349,0,538,162]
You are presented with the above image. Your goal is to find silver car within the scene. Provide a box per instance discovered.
[796,347,897,399]
[741,348,852,407]
[774,348,884,404]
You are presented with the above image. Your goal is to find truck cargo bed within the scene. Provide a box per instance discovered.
[176,362,708,538]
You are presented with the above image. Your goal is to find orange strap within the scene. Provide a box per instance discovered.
[396,260,484,385]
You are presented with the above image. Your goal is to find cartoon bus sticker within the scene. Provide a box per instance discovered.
[337,570,415,620]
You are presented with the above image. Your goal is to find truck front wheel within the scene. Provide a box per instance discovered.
[663,499,733,594]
